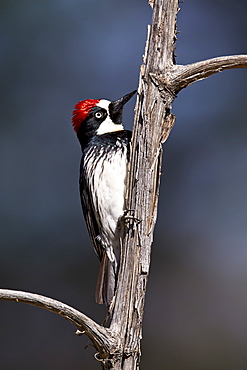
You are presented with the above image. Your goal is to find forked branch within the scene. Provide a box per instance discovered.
[1,1,247,369]
[150,55,247,95]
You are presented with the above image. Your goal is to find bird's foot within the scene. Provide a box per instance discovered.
[122,209,141,226]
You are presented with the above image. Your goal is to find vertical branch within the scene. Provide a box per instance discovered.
[108,0,179,369]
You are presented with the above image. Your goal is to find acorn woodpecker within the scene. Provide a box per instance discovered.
[72,90,136,306]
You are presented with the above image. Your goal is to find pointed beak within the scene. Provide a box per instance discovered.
[109,90,137,125]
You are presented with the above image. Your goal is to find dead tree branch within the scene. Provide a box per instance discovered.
[1,1,247,369]
[151,55,247,94]
[0,289,117,356]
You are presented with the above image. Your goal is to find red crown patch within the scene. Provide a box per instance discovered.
[72,99,100,132]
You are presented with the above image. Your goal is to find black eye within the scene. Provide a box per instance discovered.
[95,111,103,119]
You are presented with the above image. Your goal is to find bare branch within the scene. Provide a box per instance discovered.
[0,289,118,356]
[1,2,247,369]
[107,1,180,368]
[168,55,247,93]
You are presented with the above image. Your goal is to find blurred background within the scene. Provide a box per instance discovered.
[0,0,247,369]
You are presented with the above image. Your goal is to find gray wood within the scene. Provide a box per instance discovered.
[1,1,247,369]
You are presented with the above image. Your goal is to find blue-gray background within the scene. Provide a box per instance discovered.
[0,1,247,369]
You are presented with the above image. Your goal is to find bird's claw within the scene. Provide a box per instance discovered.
[122,209,141,225]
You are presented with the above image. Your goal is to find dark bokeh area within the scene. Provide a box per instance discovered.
[0,0,247,369]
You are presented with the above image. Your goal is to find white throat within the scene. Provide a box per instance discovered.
[96,99,124,135]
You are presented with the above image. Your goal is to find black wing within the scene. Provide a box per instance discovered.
[79,158,104,261]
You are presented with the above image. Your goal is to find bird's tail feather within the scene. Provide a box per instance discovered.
[95,253,117,306]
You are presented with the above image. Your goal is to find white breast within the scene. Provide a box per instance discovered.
[84,142,128,247]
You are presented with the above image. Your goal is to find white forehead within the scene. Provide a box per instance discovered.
[97,99,111,111]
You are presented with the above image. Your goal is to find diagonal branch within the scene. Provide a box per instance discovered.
[0,289,118,356]
[171,54,247,93]
[150,55,247,95]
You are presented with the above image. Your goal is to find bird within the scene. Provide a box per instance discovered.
[72,90,136,307]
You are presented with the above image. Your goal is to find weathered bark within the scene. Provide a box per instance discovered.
[1,1,247,369]
[0,289,118,356]
[107,1,179,369]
